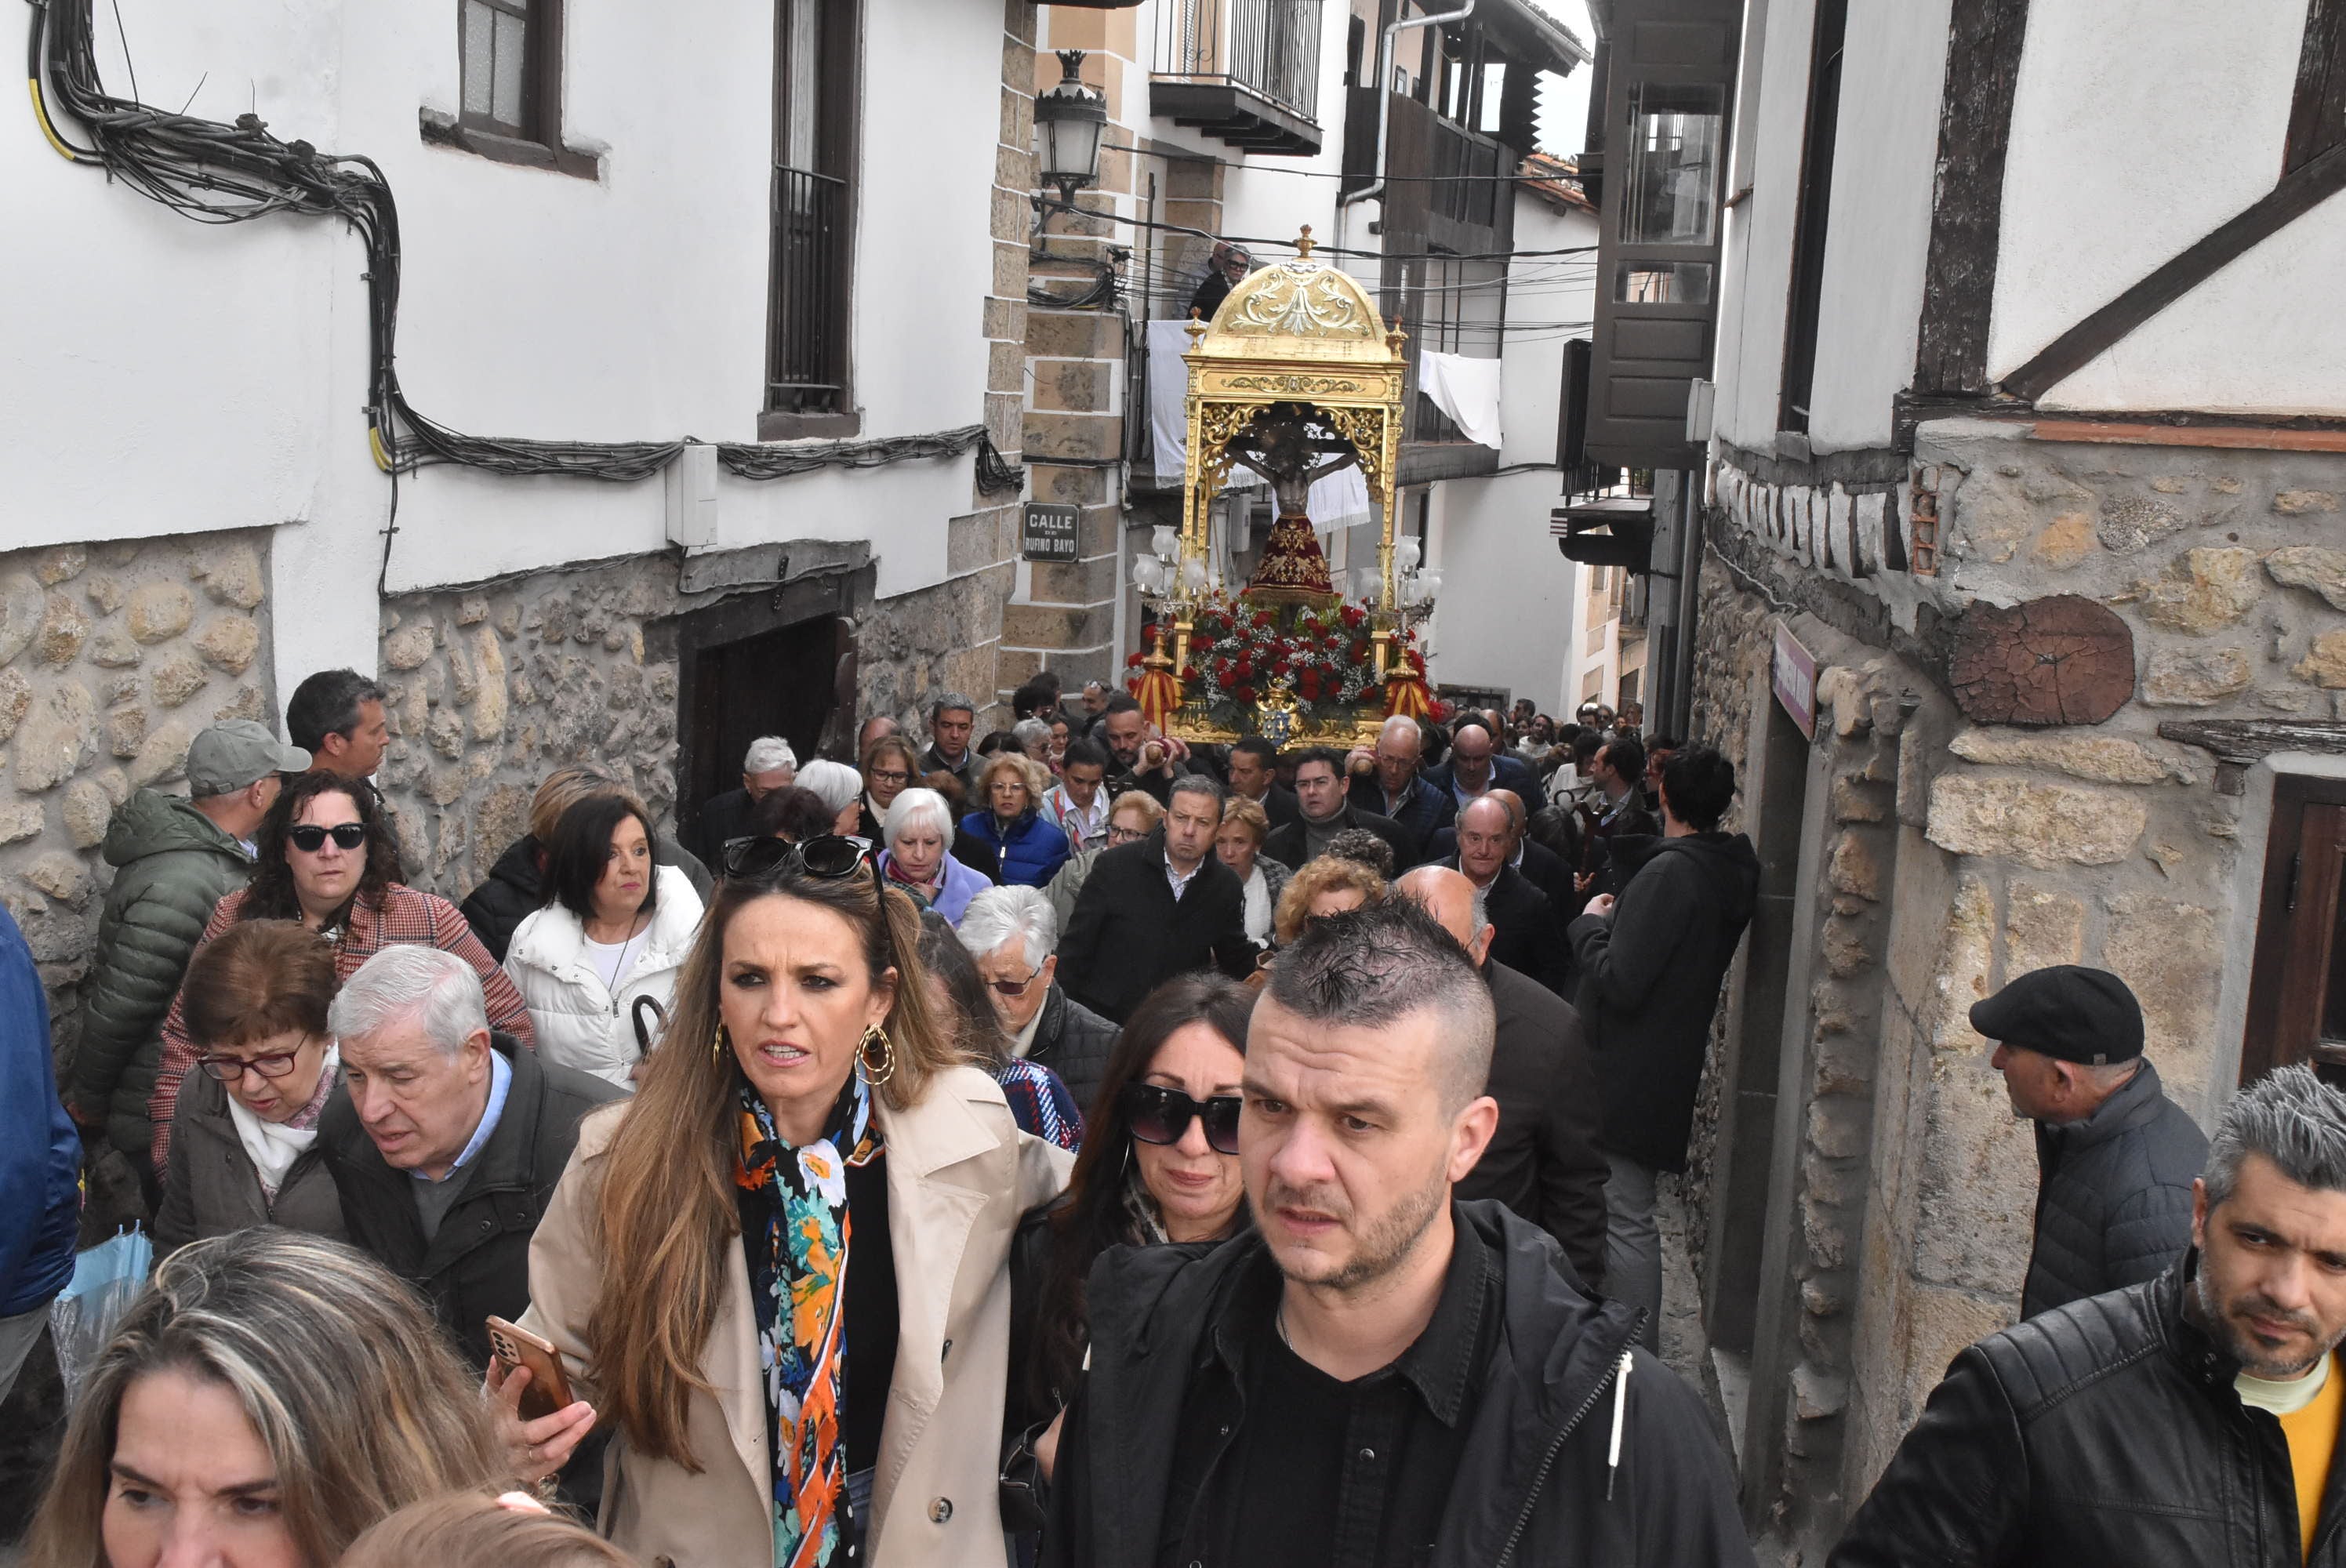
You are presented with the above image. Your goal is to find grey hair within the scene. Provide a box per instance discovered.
[326,944,489,1055]
[957,884,1059,968]
[1167,772,1228,816]
[2204,1064,2346,1210]
[1264,896,1494,1114]
[743,735,797,775]
[796,758,863,815]
[1378,714,1423,750]
[931,691,975,722]
[884,786,954,849]
[1012,717,1053,749]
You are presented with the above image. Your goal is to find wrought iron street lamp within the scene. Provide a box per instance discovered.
[1033,49,1107,209]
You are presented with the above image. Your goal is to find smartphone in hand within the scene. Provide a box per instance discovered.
[486,1316,575,1422]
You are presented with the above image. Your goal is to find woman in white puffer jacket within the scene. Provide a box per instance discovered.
[503,791,706,1089]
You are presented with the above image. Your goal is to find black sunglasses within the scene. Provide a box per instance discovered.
[721,833,901,972]
[1121,1081,1243,1156]
[288,822,366,852]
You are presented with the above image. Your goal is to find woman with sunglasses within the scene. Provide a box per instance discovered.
[880,786,993,924]
[1004,975,1256,1494]
[152,920,346,1258]
[504,834,1073,1568]
[960,753,1072,891]
[145,772,534,1178]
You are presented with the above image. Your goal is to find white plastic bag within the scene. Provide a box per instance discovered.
[47,1226,152,1408]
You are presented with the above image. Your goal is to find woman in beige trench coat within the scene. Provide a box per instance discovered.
[497,836,1072,1568]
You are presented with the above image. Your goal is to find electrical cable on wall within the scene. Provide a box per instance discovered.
[24,0,1025,516]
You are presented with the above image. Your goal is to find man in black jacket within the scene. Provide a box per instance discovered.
[1445,796,1566,992]
[1972,964,2207,1318]
[957,884,1120,1116]
[1423,714,1547,813]
[1225,736,1301,832]
[1099,693,1193,806]
[1261,747,1416,871]
[1399,866,1608,1288]
[318,944,623,1368]
[1832,1065,2346,1567]
[1057,775,1254,1023]
[1569,745,1758,1351]
[1346,713,1457,855]
[1044,898,1751,1568]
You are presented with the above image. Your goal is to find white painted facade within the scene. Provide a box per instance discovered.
[7,0,1014,707]
[1425,191,1610,716]
[1711,0,2342,456]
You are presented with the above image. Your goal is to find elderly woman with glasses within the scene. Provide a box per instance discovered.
[145,771,533,1179]
[153,920,347,1257]
[1004,975,1256,1512]
[1044,789,1162,934]
[501,834,1072,1567]
[961,753,1072,890]
[880,786,993,924]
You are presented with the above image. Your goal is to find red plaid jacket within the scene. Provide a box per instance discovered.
[147,884,536,1174]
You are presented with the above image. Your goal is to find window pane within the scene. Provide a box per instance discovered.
[461,0,494,118]
[783,0,823,172]
[492,8,528,129]
[1480,62,1505,135]
[1614,260,1714,303]
[1621,83,1725,246]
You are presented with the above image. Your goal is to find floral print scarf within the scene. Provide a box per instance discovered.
[735,1073,882,1567]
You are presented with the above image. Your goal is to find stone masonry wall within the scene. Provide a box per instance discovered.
[1701,424,2346,1553]
[0,532,274,1065]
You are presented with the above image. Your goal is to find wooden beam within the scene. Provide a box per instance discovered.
[2289,0,2346,173]
[2000,143,2346,402]
[2028,420,2346,453]
[1911,0,2032,397]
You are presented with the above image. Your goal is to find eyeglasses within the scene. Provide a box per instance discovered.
[1121,1081,1243,1156]
[866,768,910,786]
[288,822,366,853]
[195,1048,305,1083]
[1107,824,1149,845]
[721,833,902,976]
[989,967,1040,997]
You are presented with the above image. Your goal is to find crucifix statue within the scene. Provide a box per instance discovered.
[1222,403,1355,607]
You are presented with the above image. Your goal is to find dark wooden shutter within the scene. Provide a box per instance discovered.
[2243,777,2346,1083]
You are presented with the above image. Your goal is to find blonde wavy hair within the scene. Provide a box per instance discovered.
[1273,855,1389,945]
[23,1231,503,1568]
[973,750,1051,815]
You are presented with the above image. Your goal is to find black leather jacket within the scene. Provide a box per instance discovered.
[1832,1255,2346,1566]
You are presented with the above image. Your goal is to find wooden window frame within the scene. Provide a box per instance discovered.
[1777,0,1848,436]
[2242,774,2346,1085]
[760,0,863,441]
[423,0,597,180]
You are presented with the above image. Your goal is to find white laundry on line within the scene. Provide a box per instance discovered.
[1418,350,1504,450]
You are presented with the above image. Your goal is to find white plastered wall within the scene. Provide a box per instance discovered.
[4,0,1004,710]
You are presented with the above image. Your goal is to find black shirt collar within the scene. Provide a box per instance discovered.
[1211,1204,1495,1428]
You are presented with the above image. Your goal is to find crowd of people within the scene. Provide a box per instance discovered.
[11,664,2346,1566]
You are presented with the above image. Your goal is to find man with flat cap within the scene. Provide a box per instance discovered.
[1974,963,2208,1318]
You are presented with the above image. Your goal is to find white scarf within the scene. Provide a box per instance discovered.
[225,1043,340,1203]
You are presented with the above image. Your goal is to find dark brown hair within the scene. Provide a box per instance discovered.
[542,792,659,924]
[241,772,404,923]
[1023,975,1255,1421]
[181,920,338,1049]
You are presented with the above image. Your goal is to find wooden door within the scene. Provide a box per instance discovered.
[683,614,842,829]
[2242,777,2346,1083]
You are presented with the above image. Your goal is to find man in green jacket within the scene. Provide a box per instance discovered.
[69,721,307,1180]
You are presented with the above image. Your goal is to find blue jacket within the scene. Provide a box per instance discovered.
[960,809,1074,889]
[2,906,81,1316]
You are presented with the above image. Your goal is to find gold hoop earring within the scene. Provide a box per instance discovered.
[857,1023,897,1088]
[711,1022,729,1065]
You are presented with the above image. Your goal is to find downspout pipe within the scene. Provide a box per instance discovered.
[1338,0,1478,212]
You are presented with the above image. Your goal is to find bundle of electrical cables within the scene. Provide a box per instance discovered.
[24,0,1023,494]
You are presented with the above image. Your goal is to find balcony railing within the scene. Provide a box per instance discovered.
[768,164,847,412]
[1154,0,1323,124]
